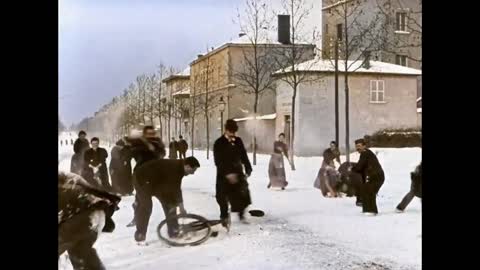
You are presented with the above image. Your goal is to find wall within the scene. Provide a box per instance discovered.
[276,72,419,156]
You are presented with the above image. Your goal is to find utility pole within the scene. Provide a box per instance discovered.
[334,39,339,148]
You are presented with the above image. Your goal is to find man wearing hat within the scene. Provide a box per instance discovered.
[213,119,253,229]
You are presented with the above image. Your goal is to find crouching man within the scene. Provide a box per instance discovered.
[58,172,121,270]
[132,156,200,244]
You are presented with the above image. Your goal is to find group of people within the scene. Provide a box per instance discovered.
[59,120,421,269]
[60,138,74,146]
[168,135,189,159]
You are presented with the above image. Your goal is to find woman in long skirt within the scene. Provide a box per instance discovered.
[314,141,341,197]
[268,133,289,190]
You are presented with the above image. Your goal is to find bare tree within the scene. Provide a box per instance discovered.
[273,0,318,170]
[375,0,422,63]
[233,0,278,165]
[324,0,389,161]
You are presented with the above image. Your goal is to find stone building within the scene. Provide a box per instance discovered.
[273,58,421,156]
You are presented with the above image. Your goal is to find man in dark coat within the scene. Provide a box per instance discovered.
[58,172,121,270]
[349,139,385,215]
[132,156,200,243]
[177,135,188,159]
[109,137,133,196]
[71,130,90,175]
[82,137,110,191]
[169,137,178,159]
[396,162,422,212]
[125,126,166,227]
[213,119,253,229]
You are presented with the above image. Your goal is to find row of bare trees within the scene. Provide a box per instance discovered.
[73,0,421,166]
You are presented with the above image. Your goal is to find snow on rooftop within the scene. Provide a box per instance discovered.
[177,67,190,76]
[234,113,276,122]
[274,58,422,76]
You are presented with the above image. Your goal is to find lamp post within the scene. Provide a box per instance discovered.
[219,96,226,134]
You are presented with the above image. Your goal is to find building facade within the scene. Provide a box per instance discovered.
[274,59,421,156]
[322,0,422,102]
[189,29,316,153]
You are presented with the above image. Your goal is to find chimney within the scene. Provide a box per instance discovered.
[363,51,371,69]
[277,15,290,44]
[238,32,246,38]
[197,54,203,59]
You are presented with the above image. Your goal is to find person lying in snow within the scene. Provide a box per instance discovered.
[58,172,121,270]
[396,162,422,212]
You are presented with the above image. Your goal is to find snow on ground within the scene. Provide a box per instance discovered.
[58,144,421,270]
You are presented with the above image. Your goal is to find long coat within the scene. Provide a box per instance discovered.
[134,159,185,205]
[109,142,133,195]
[128,137,166,171]
[58,172,120,228]
[82,148,110,190]
[70,138,90,175]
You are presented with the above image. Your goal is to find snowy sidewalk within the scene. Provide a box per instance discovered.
[58,146,421,270]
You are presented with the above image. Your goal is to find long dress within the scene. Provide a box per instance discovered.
[268,141,289,188]
[314,148,341,196]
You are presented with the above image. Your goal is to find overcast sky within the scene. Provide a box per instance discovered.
[59,0,321,126]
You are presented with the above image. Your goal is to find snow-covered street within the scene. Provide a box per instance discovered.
[58,145,421,270]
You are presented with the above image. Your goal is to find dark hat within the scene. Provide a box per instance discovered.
[354,138,366,145]
[225,119,238,132]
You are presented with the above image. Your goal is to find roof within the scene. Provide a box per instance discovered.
[173,87,191,98]
[190,31,315,65]
[322,0,355,11]
[274,58,422,76]
[234,113,276,122]
[162,67,190,83]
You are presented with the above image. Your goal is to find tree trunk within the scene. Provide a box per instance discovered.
[206,111,210,160]
[289,89,296,171]
[252,93,258,165]
[334,40,340,148]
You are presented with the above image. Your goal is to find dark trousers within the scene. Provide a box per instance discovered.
[59,209,106,270]
[133,180,179,238]
[360,174,385,214]
[179,151,186,159]
[216,175,252,219]
[397,182,421,211]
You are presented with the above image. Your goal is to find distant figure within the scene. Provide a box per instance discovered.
[169,137,178,159]
[109,138,133,196]
[268,133,289,190]
[396,162,422,212]
[82,137,110,191]
[65,139,68,146]
[60,140,63,147]
[71,138,74,145]
[349,139,385,216]
[177,135,188,159]
[71,131,90,175]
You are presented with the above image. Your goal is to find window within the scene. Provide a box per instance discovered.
[325,24,329,34]
[337,23,343,41]
[396,12,407,31]
[370,80,385,103]
[395,55,407,66]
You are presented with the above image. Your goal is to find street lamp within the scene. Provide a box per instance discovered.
[219,96,226,134]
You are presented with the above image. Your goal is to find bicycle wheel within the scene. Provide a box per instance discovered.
[157,213,213,247]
